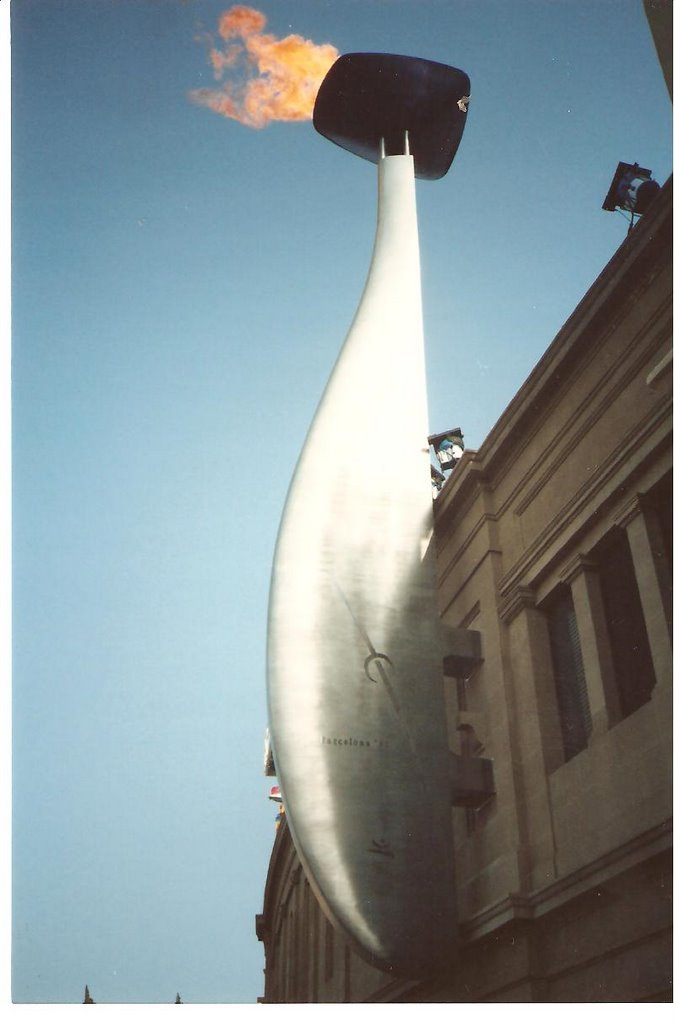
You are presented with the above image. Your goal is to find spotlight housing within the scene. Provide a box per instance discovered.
[602,162,660,217]
[429,428,465,471]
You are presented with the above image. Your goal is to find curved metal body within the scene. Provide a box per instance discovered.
[267,153,457,976]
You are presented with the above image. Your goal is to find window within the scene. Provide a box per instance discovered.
[546,586,592,761]
[596,528,657,719]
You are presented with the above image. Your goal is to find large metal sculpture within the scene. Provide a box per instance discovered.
[266,54,470,977]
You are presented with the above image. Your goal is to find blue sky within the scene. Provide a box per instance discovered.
[10,0,671,1006]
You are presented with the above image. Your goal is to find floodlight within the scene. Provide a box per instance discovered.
[602,162,660,216]
[429,428,465,470]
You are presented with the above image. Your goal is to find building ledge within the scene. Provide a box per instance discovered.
[461,818,672,942]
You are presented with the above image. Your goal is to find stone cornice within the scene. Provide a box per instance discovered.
[445,178,672,502]
[498,585,537,625]
[510,319,671,520]
[496,406,671,596]
[613,493,644,529]
[433,181,671,530]
[460,819,672,944]
[558,553,598,586]
[647,348,673,391]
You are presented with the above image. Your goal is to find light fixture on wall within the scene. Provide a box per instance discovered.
[602,162,661,230]
[429,427,465,472]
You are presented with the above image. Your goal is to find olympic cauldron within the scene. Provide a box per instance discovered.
[266,53,470,977]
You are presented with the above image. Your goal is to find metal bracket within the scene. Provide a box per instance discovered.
[442,624,483,678]
[451,751,495,808]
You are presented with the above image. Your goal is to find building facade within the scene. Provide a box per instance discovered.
[256,178,672,1003]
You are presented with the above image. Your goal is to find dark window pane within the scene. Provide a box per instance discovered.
[597,529,656,718]
[547,587,592,761]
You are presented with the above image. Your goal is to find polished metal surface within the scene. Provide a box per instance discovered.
[266,153,458,977]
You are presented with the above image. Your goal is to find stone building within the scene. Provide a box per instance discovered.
[255,171,672,1003]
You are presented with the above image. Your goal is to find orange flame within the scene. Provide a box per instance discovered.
[189,5,339,129]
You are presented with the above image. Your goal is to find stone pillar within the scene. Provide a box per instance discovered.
[499,585,562,888]
[500,585,565,773]
[616,495,672,692]
[560,554,621,733]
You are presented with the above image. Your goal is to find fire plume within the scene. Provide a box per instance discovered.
[190,5,339,129]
